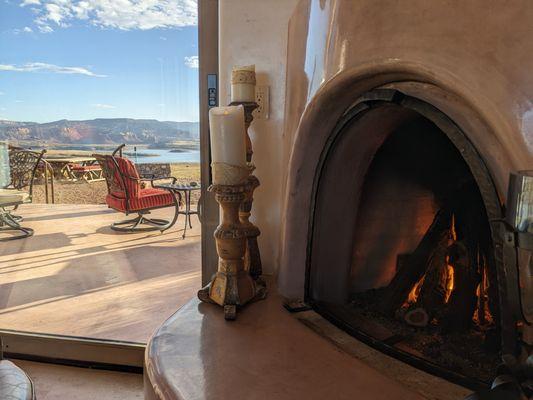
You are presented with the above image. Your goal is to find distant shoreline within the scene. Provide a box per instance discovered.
[33,142,200,164]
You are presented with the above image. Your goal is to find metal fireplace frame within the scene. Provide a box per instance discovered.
[305,89,524,389]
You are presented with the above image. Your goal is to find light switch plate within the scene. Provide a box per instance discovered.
[254,85,269,119]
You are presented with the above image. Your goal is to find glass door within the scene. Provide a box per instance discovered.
[0,0,216,368]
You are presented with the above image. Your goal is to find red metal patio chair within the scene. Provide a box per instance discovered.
[93,144,181,232]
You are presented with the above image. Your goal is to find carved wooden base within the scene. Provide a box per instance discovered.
[197,268,267,320]
[198,183,267,320]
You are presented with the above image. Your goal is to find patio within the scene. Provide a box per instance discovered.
[0,203,201,343]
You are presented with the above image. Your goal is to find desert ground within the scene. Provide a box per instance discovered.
[32,163,201,205]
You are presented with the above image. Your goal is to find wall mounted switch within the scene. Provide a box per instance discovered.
[255,85,270,119]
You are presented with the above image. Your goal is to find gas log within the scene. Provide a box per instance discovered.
[416,234,450,316]
[441,241,478,332]
[441,185,486,332]
[380,183,493,332]
[403,236,451,328]
[380,208,452,315]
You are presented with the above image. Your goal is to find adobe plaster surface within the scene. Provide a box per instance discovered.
[219,0,300,276]
[279,0,533,299]
[144,286,444,400]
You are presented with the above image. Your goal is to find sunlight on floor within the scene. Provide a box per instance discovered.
[0,204,201,343]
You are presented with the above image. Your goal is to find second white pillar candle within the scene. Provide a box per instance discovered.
[231,65,256,103]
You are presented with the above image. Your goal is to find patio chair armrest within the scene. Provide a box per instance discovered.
[142,176,177,187]
[123,174,143,182]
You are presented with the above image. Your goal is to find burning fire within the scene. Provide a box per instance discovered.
[400,213,495,328]
[406,275,425,304]
[404,215,458,307]
[450,214,457,241]
[444,214,457,303]
[473,254,494,326]
[444,260,455,303]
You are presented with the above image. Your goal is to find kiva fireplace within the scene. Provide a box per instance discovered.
[278,0,533,391]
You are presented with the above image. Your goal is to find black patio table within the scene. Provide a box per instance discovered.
[154,182,201,239]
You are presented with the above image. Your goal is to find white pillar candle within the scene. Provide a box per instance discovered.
[231,65,256,103]
[209,105,247,167]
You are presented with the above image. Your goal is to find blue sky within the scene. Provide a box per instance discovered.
[0,0,198,123]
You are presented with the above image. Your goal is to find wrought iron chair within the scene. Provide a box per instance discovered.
[94,144,181,232]
[0,145,48,241]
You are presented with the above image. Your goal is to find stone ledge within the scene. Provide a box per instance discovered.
[144,286,424,400]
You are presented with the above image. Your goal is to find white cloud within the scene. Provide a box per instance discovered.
[21,0,41,6]
[38,25,54,33]
[91,103,115,109]
[0,92,4,96]
[159,36,167,41]
[26,0,197,32]
[14,100,24,103]
[0,62,107,77]
[12,26,34,34]
[43,3,67,25]
[184,55,198,69]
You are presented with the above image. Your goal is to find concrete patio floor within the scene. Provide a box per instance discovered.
[0,203,201,343]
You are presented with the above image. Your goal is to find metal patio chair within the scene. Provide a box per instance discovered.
[69,162,104,182]
[94,144,181,232]
[0,145,49,241]
[0,338,35,399]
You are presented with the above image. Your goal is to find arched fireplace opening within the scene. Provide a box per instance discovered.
[307,90,506,386]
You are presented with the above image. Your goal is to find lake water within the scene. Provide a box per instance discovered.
[128,148,200,164]
[46,145,201,164]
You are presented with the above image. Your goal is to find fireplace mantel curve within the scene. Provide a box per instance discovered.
[279,72,511,302]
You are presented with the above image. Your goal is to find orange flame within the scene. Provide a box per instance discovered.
[473,254,494,326]
[450,214,457,241]
[443,215,457,303]
[406,275,426,305]
[444,261,455,303]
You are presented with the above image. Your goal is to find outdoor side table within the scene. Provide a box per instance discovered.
[154,183,201,239]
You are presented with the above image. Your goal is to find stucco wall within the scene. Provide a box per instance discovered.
[219,0,299,275]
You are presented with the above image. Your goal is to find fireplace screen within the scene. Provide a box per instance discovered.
[348,117,499,382]
[307,91,512,386]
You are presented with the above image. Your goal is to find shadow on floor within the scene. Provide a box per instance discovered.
[0,237,200,310]
[23,209,116,222]
[0,232,73,257]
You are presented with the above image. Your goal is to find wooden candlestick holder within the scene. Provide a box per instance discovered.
[229,101,263,280]
[197,183,266,320]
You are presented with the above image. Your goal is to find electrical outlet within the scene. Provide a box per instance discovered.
[254,85,269,119]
